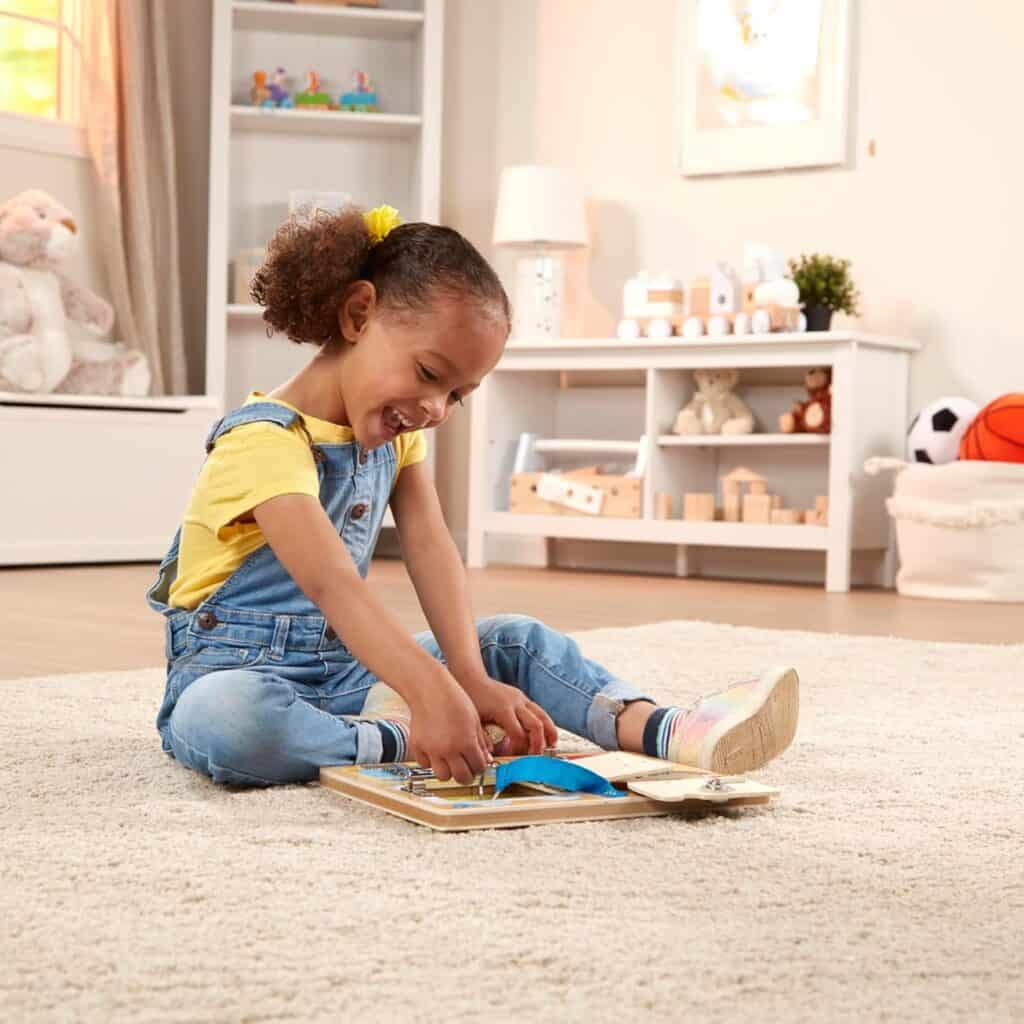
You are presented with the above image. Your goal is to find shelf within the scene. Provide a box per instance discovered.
[0,391,219,412]
[504,332,921,353]
[228,303,264,319]
[487,512,828,550]
[231,105,422,138]
[232,2,425,39]
[657,433,829,448]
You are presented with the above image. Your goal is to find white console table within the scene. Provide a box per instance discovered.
[466,332,920,592]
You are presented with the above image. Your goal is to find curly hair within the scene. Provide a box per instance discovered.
[250,206,510,346]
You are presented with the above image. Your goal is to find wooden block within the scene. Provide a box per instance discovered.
[742,494,773,523]
[802,509,818,525]
[683,492,715,521]
[815,496,829,513]
[722,480,741,497]
[771,508,802,525]
[749,480,768,496]
[771,494,783,509]
[723,494,741,522]
[655,492,673,520]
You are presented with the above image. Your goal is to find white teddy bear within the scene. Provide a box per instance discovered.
[0,189,150,396]
[673,368,755,436]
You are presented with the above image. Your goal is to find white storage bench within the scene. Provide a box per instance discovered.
[0,392,220,565]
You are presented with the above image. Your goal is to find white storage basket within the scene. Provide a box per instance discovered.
[865,457,1024,602]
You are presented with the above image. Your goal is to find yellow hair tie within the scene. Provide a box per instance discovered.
[363,204,401,245]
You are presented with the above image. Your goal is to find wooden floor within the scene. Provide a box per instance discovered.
[0,558,1017,679]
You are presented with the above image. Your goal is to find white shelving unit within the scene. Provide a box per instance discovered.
[205,0,444,530]
[467,332,921,592]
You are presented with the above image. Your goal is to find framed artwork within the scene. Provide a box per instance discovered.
[676,0,853,176]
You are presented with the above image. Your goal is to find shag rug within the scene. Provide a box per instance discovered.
[2,621,1022,1023]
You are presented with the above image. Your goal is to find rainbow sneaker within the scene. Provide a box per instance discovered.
[656,666,800,772]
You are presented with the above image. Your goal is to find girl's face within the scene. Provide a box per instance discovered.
[335,283,507,450]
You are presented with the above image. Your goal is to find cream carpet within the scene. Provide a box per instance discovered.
[2,620,1022,1023]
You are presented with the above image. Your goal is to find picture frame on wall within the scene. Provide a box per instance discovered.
[676,0,853,176]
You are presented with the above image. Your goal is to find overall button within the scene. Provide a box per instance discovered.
[358,449,368,465]
[197,610,218,630]
[351,503,368,520]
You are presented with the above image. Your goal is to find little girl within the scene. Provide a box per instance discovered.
[146,204,800,788]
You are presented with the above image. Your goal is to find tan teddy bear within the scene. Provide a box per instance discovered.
[673,368,755,436]
[0,189,150,396]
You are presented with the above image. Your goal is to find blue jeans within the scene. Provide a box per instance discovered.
[162,614,652,787]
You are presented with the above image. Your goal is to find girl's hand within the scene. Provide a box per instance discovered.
[407,677,492,785]
[463,678,558,757]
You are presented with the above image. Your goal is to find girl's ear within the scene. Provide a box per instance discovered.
[338,280,377,342]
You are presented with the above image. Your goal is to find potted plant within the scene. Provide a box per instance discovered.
[787,253,861,331]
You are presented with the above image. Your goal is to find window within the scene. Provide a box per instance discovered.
[0,0,83,157]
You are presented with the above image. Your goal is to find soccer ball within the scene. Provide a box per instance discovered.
[906,397,980,464]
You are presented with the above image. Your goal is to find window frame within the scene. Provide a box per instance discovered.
[0,2,85,159]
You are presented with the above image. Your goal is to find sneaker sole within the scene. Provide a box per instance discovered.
[701,666,800,773]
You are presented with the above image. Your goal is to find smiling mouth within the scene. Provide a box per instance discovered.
[383,405,418,435]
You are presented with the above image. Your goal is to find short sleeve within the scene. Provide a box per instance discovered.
[186,421,321,539]
[399,429,428,469]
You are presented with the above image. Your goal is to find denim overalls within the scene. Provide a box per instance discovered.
[146,401,650,786]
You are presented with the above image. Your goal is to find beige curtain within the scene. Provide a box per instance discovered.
[81,0,187,396]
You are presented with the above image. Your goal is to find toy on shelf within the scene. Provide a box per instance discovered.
[655,492,674,519]
[339,70,379,113]
[616,272,686,340]
[257,67,294,108]
[294,69,334,110]
[509,433,646,519]
[250,70,270,106]
[779,367,832,434]
[683,493,715,521]
[803,496,829,526]
[681,256,802,340]
[717,467,811,525]
[672,368,754,436]
[958,393,1024,464]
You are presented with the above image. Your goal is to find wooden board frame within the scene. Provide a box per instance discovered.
[320,754,775,832]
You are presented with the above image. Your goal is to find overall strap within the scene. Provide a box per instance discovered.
[204,402,305,453]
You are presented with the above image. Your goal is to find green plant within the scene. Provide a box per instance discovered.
[787,253,860,315]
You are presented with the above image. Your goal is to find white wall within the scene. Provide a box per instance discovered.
[439,0,1024,563]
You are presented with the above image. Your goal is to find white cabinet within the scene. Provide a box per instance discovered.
[0,393,220,565]
[467,332,921,592]
[205,0,444,528]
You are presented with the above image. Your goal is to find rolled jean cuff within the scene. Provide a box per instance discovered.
[586,681,654,751]
[354,719,384,765]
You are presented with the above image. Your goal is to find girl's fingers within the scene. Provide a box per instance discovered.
[516,705,546,754]
[450,753,477,786]
[501,710,528,749]
[531,701,559,746]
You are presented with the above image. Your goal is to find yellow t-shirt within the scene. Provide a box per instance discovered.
[168,392,426,610]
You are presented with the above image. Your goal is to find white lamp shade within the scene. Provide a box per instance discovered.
[492,165,588,249]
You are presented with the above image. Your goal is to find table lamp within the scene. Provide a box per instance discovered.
[492,165,588,339]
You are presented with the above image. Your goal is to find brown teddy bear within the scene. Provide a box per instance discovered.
[779,366,832,433]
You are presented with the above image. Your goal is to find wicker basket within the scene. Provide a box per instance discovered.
[865,457,1024,602]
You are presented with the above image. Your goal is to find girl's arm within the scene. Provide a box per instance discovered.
[253,492,491,783]
[390,461,557,754]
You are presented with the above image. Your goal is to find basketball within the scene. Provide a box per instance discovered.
[958,393,1024,463]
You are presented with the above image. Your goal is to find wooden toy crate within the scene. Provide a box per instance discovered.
[510,469,642,518]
